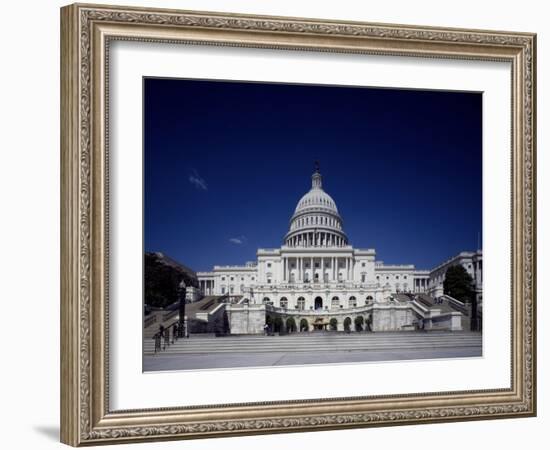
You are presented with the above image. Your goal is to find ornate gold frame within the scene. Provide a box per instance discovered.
[60,3,536,446]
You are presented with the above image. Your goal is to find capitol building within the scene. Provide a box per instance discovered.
[196,167,482,333]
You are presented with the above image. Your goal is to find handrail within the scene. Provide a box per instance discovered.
[162,309,179,322]
[151,319,185,353]
[144,314,157,328]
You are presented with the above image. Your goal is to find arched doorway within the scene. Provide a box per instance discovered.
[314,296,323,310]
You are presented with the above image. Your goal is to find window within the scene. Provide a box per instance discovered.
[262,297,271,305]
[267,263,271,268]
[221,277,225,281]
[221,287,226,294]
[230,277,234,281]
[349,296,357,308]
[280,297,288,308]
[366,295,374,303]
[404,276,407,279]
[297,297,305,310]
[267,278,272,284]
[251,277,255,281]
[230,286,234,294]
[315,262,319,268]
[331,296,340,308]
[396,276,399,280]
[241,277,244,281]
[361,262,366,267]
[361,274,366,282]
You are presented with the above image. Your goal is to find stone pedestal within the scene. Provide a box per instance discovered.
[226,304,266,334]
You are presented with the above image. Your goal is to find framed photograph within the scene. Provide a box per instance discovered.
[60,3,536,446]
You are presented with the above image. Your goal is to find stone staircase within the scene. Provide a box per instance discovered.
[144,331,482,356]
[144,295,228,338]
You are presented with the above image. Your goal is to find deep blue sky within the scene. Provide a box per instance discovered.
[144,78,482,272]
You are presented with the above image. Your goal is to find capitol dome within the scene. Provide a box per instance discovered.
[294,185,339,215]
[284,165,349,248]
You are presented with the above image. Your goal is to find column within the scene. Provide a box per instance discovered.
[289,257,292,282]
[288,257,291,282]
[311,257,314,282]
[321,257,325,283]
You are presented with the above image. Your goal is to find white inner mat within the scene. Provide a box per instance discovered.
[109,41,511,411]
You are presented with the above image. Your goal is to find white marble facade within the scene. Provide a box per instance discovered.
[197,168,482,310]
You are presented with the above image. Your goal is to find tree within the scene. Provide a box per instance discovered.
[366,314,373,332]
[443,265,474,303]
[354,315,364,331]
[344,317,352,332]
[222,311,230,334]
[144,252,198,308]
[286,317,297,333]
[329,318,338,331]
[144,253,180,308]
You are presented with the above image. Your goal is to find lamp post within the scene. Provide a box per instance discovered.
[177,279,188,338]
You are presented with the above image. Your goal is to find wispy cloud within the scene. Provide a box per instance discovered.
[188,170,208,191]
[229,236,247,245]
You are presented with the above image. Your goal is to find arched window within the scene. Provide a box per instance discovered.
[331,296,340,308]
[366,295,374,304]
[262,297,271,305]
[349,296,357,308]
[297,297,305,310]
[280,297,288,309]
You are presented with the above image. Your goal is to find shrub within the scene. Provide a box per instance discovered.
[344,317,352,332]
[274,316,283,332]
[286,317,297,333]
